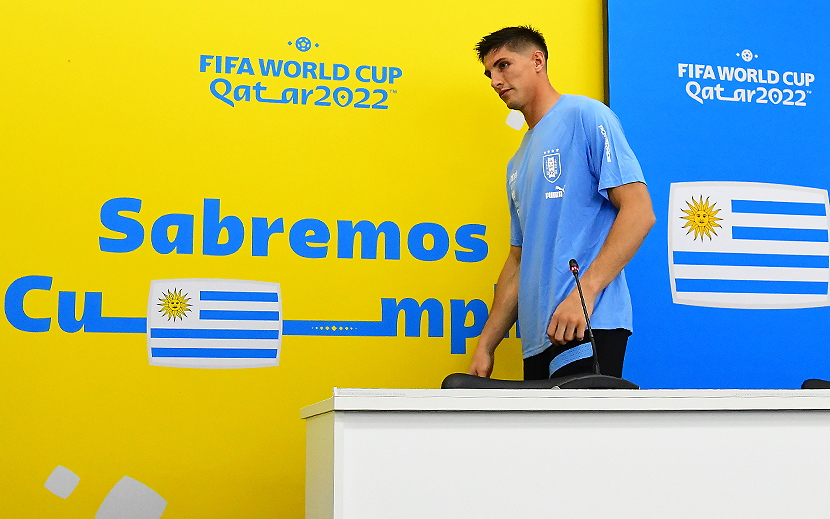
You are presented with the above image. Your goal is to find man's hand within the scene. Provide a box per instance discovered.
[547,289,595,346]
[467,345,495,378]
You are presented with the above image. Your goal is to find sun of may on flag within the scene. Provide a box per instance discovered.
[668,182,830,309]
[146,279,282,368]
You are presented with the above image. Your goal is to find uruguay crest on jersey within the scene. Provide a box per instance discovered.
[542,149,561,183]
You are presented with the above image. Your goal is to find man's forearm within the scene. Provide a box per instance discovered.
[477,246,521,353]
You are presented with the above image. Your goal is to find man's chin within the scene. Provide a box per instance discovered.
[504,100,522,111]
[500,95,522,111]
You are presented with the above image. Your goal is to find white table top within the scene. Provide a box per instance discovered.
[300,388,830,418]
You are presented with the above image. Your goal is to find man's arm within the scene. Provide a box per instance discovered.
[467,245,522,377]
[547,181,655,345]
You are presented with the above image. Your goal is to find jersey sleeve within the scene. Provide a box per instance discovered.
[508,175,523,246]
[583,100,645,200]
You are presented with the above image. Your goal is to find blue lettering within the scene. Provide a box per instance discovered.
[151,214,194,254]
[234,85,251,102]
[210,78,234,107]
[5,275,52,332]
[301,89,313,105]
[284,61,301,78]
[224,56,239,74]
[303,62,317,79]
[333,87,352,107]
[85,311,145,333]
[202,199,244,256]
[215,55,222,73]
[237,57,255,75]
[252,217,284,257]
[319,63,332,80]
[58,290,143,333]
[381,298,443,337]
[371,66,387,83]
[356,65,370,83]
[258,59,283,77]
[450,299,488,354]
[454,224,488,262]
[407,222,449,261]
[58,291,94,333]
[74,292,143,333]
[99,199,490,262]
[389,67,402,84]
[199,55,213,72]
[289,219,330,258]
[314,86,331,106]
[253,82,282,103]
[333,64,349,81]
[281,88,299,104]
[337,221,400,259]
[62,289,144,333]
[100,197,144,253]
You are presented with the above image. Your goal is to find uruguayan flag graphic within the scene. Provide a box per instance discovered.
[147,279,281,368]
[669,182,830,309]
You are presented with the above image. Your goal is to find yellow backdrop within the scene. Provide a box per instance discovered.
[1,1,605,516]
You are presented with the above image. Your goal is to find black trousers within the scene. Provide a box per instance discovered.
[523,329,631,381]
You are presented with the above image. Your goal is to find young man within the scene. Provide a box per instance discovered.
[467,26,655,380]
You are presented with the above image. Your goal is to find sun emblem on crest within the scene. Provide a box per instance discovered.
[681,195,723,241]
[157,288,192,321]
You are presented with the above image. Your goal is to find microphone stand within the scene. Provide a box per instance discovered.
[569,259,600,376]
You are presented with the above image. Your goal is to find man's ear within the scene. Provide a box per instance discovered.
[533,50,546,72]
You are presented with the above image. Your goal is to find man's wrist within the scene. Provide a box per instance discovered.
[576,273,601,301]
[475,334,500,355]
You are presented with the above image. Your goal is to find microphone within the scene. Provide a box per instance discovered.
[569,259,600,375]
[439,259,640,389]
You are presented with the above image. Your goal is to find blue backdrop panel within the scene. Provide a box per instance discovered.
[608,0,830,388]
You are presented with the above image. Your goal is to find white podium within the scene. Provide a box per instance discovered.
[301,388,830,519]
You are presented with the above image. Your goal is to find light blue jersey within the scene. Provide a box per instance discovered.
[507,95,645,359]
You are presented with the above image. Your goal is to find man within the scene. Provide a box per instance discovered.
[467,26,655,380]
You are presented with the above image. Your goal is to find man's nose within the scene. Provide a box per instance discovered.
[490,74,502,90]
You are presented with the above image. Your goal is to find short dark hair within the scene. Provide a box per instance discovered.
[475,26,548,63]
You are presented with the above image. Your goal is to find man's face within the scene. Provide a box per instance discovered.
[483,46,541,111]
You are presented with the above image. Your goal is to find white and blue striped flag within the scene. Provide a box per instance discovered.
[669,182,830,309]
[147,279,281,368]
